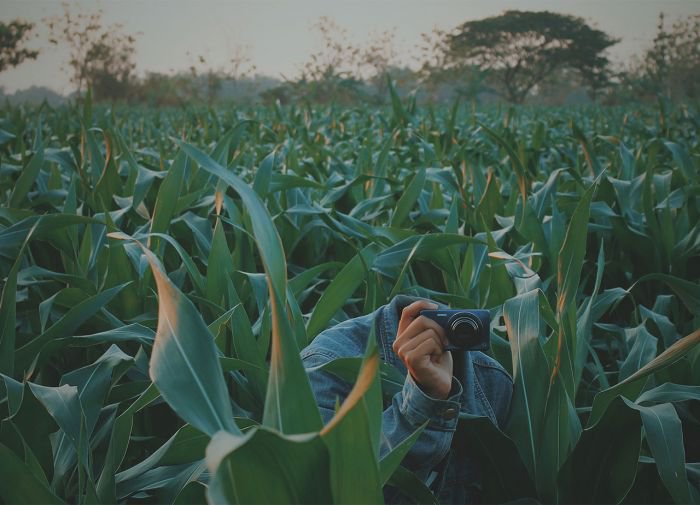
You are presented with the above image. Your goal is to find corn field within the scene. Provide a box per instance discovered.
[0,91,699,504]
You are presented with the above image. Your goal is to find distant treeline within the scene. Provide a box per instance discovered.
[2,9,699,106]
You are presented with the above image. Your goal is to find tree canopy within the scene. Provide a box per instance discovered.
[447,10,619,103]
[0,20,39,73]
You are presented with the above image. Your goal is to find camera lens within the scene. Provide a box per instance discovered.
[447,313,482,349]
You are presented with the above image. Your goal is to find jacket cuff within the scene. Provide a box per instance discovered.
[400,374,462,431]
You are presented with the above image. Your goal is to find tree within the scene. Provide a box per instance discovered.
[636,13,700,100]
[0,20,39,73]
[446,10,619,103]
[46,5,137,101]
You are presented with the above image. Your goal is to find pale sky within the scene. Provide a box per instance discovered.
[1,0,699,95]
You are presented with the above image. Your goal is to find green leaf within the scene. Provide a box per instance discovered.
[97,384,159,503]
[387,466,438,505]
[0,443,66,505]
[149,152,187,249]
[558,396,641,503]
[556,181,595,315]
[116,424,208,498]
[589,328,700,426]
[634,273,700,315]
[504,289,549,483]
[391,168,425,227]
[636,383,700,405]
[306,244,379,341]
[456,415,537,502]
[263,288,324,434]
[130,238,239,437]
[9,136,43,208]
[0,218,38,376]
[15,283,130,374]
[27,383,89,477]
[664,141,696,181]
[206,428,333,505]
[253,150,276,196]
[379,421,427,485]
[633,401,691,504]
[387,74,408,125]
[619,324,658,381]
[0,214,97,258]
[320,342,383,504]
[178,141,287,298]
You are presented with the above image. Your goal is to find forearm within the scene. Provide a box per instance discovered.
[381,373,462,480]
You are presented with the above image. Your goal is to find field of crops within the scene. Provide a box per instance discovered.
[0,91,699,504]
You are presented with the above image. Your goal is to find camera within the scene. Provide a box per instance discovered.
[419,309,490,352]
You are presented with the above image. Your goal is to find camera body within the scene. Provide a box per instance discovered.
[419,309,490,352]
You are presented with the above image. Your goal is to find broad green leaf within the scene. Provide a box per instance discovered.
[379,421,427,485]
[0,219,38,376]
[130,239,238,436]
[253,150,276,196]
[619,324,658,381]
[320,343,383,504]
[0,214,97,258]
[632,401,691,504]
[0,443,65,505]
[97,384,159,503]
[387,466,438,505]
[636,383,700,405]
[9,136,43,208]
[634,273,700,315]
[27,382,90,482]
[556,181,595,315]
[116,424,207,494]
[306,244,379,341]
[263,288,324,434]
[15,283,130,374]
[206,428,333,505]
[589,328,700,426]
[558,396,641,504]
[178,141,287,297]
[504,289,549,482]
[391,167,425,227]
[149,152,187,249]
[456,414,537,502]
[664,141,696,181]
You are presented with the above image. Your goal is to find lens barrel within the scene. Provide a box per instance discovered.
[447,312,482,348]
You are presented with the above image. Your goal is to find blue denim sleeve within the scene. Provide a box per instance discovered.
[302,350,463,483]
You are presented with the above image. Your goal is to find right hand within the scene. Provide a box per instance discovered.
[392,300,453,400]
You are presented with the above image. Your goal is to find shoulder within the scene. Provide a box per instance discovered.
[300,312,376,364]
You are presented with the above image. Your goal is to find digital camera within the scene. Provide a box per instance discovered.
[419,309,490,352]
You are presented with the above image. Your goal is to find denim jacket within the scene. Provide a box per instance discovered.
[301,295,513,504]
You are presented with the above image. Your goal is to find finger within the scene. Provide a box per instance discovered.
[397,300,438,335]
[395,327,444,360]
[405,338,443,368]
[393,315,447,355]
[396,313,448,347]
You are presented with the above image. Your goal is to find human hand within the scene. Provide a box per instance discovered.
[392,300,453,400]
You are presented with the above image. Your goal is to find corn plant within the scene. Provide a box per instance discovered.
[0,93,698,504]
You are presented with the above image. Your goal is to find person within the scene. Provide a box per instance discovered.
[301,294,513,503]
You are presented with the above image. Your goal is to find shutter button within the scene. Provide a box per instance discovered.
[441,408,458,419]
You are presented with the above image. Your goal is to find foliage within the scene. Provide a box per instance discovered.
[0,20,39,74]
[628,13,700,101]
[0,94,699,504]
[446,10,619,103]
[46,4,138,101]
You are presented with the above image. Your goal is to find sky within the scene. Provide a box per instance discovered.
[1,0,699,95]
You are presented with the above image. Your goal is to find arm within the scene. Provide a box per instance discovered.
[302,301,462,484]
